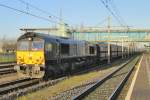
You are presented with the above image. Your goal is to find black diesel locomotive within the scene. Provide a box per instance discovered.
[15,32,128,79]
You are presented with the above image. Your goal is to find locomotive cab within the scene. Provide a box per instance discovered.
[15,32,45,78]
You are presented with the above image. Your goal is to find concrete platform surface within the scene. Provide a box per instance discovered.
[130,54,150,100]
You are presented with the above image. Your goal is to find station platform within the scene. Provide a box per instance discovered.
[126,54,150,100]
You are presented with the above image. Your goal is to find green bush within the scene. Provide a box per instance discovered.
[0,53,16,63]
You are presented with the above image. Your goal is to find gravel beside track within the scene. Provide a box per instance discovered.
[116,64,137,100]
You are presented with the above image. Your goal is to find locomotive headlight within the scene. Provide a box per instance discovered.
[28,37,32,41]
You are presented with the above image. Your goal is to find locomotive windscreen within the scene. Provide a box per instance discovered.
[17,40,29,50]
[32,41,44,51]
[17,39,44,51]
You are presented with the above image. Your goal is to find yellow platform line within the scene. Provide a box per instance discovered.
[125,54,143,100]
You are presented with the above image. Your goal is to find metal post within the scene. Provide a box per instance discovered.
[108,42,111,63]
[107,16,111,64]
[122,38,124,59]
[134,42,136,54]
[116,42,118,57]
[128,44,130,57]
[132,42,134,55]
[133,42,135,54]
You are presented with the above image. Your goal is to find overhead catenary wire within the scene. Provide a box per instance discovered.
[99,0,126,27]
[100,0,124,26]
[17,0,71,25]
[0,3,63,25]
[17,0,61,20]
[103,0,130,43]
[107,0,130,33]
[108,0,128,27]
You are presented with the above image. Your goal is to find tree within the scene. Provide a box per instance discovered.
[2,41,17,52]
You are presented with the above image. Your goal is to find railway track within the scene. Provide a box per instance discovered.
[0,77,67,100]
[2,57,126,99]
[47,56,140,100]
[0,78,40,95]
[0,63,16,75]
[0,57,130,99]
[0,56,139,100]
[72,56,140,100]
[0,68,16,75]
[0,63,15,69]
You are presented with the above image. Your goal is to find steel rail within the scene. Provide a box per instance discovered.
[0,63,15,69]
[0,78,39,95]
[108,56,141,100]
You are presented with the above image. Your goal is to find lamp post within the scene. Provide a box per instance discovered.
[107,16,111,64]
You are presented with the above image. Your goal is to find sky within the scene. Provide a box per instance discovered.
[0,0,150,39]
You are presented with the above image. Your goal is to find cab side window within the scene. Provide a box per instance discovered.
[60,43,69,55]
[45,43,52,52]
[45,43,53,59]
